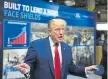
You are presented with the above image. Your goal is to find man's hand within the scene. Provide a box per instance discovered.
[85,65,97,71]
[13,63,30,74]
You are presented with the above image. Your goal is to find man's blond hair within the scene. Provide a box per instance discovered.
[48,18,67,30]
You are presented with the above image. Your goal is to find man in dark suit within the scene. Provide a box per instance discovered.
[15,18,97,79]
[100,32,107,79]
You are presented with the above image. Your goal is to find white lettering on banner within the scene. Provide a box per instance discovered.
[30,6,43,14]
[29,5,58,16]
[22,5,30,12]
[4,10,19,18]
[4,1,59,17]
[8,21,27,25]
[20,12,41,20]
[42,9,58,16]
[4,1,21,10]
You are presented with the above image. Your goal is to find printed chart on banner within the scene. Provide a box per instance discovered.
[3,20,30,48]
[8,26,26,45]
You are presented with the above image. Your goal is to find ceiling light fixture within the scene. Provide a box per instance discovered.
[97,11,101,14]
[49,0,53,2]
[64,0,75,6]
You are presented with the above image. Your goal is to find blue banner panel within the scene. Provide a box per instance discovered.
[3,0,96,74]
[0,22,3,49]
[3,20,30,49]
[4,1,96,27]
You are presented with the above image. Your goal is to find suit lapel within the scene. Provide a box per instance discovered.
[61,42,67,79]
[45,37,54,76]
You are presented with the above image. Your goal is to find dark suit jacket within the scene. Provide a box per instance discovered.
[101,39,107,79]
[24,37,86,79]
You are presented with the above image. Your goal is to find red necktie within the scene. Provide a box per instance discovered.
[54,44,61,79]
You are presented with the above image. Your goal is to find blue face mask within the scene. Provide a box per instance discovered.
[93,65,104,76]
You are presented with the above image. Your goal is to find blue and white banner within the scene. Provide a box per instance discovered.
[4,1,96,27]
[3,1,96,77]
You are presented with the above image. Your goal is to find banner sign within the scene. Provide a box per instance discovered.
[2,0,96,78]
[4,1,95,27]
[2,1,96,77]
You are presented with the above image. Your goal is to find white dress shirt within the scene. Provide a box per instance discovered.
[49,37,62,67]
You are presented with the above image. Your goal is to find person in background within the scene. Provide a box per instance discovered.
[75,30,82,45]
[14,18,97,79]
[100,31,107,79]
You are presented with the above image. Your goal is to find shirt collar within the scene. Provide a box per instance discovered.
[49,37,60,47]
